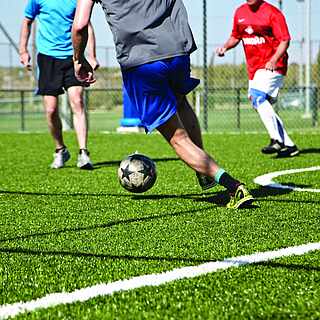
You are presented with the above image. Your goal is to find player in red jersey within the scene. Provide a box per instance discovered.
[216,0,299,158]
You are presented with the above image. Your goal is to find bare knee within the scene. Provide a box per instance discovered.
[46,105,59,119]
[69,96,84,114]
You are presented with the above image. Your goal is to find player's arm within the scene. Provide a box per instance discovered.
[265,40,290,71]
[72,0,96,84]
[266,9,291,71]
[87,22,100,71]
[19,17,33,70]
[216,36,241,57]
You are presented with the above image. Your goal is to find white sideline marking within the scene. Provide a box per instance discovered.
[254,166,320,193]
[1,243,320,319]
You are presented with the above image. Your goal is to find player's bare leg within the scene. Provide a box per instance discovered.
[158,114,217,176]
[67,86,87,150]
[176,95,203,148]
[157,114,253,208]
[67,86,93,169]
[43,95,64,149]
[176,95,216,190]
[44,95,70,168]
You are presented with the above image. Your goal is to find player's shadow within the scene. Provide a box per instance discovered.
[254,261,320,272]
[0,206,212,244]
[130,191,257,208]
[299,148,320,155]
[0,247,211,264]
[1,184,319,207]
[131,184,320,206]
[0,190,132,197]
[93,157,179,169]
[1,248,319,271]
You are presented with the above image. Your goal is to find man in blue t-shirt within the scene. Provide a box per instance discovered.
[19,0,99,170]
[72,0,254,209]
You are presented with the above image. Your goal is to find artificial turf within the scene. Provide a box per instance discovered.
[0,132,319,319]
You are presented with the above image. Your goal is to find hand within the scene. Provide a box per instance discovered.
[73,57,96,86]
[87,57,100,71]
[20,51,32,71]
[216,47,227,57]
[265,60,277,72]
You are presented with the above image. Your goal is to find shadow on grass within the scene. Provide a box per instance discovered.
[1,249,319,269]
[255,261,320,272]
[249,186,320,204]
[0,206,212,244]
[0,246,211,263]
[1,184,318,206]
[93,157,179,169]
[299,148,320,155]
[274,182,313,188]
[0,188,260,209]
[272,148,320,159]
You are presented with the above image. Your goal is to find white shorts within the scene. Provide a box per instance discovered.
[248,69,284,103]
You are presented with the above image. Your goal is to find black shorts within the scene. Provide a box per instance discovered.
[37,53,83,96]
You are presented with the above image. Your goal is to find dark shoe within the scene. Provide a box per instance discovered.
[277,145,300,158]
[261,139,284,154]
[196,172,216,191]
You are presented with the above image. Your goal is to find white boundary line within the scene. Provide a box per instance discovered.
[254,166,320,193]
[1,242,320,319]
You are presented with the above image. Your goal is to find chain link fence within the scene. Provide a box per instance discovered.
[0,39,319,133]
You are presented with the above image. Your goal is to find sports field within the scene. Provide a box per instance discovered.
[0,132,319,319]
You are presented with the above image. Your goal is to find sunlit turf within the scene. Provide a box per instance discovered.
[0,132,319,319]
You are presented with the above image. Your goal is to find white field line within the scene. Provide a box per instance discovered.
[1,242,320,319]
[254,166,320,193]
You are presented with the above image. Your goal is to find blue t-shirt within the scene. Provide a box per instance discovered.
[24,0,77,59]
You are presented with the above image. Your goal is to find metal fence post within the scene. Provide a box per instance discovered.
[236,88,241,130]
[312,86,318,127]
[203,0,208,131]
[20,90,25,131]
[85,89,90,130]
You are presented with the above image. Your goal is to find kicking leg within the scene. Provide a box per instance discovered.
[176,95,215,190]
[157,114,253,208]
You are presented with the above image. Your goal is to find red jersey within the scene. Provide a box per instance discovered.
[231,1,291,79]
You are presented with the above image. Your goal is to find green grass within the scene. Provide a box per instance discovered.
[0,132,319,319]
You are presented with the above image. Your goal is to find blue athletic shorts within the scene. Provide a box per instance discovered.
[121,55,200,133]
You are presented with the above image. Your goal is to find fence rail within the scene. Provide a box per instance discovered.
[0,87,318,133]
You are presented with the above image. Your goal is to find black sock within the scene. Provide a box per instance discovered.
[219,172,241,194]
[79,148,89,155]
[55,146,66,153]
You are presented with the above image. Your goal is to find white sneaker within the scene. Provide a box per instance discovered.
[77,149,93,170]
[50,148,70,169]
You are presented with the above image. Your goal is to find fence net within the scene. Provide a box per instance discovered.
[0,39,319,133]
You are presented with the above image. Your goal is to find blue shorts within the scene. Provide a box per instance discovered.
[122,55,200,133]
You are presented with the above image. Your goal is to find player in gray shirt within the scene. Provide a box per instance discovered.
[92,0,197,69]
[72,0,254,209]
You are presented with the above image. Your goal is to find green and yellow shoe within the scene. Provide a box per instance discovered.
[226,184,254,209]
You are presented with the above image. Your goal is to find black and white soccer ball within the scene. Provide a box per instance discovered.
[118,153,157,193]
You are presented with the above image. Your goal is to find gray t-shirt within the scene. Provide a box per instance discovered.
[94,0,197,69]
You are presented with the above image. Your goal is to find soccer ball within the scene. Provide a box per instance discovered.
[118,153,157,193]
